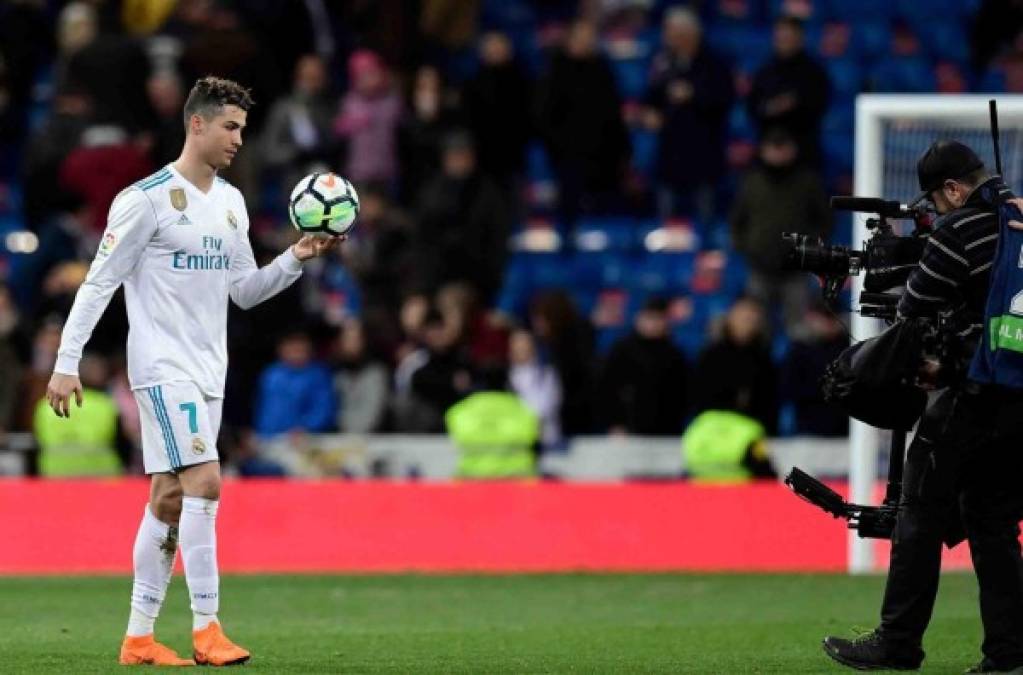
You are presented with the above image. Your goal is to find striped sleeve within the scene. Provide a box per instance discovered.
[897,209,996,319]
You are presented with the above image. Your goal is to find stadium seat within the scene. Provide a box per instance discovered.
[705,24,771,66]
[495,251,570,319]
[573,217,637,253]
[824,59,863,102]
[870,57,937,93]
[824,0,893,21]
[850,22,892,63]
[608,56,652,101]
[630,128,659,179]
[631,252,698,296]
[918,23,970,66]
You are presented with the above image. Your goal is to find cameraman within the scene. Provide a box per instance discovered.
[825,141,1023,673]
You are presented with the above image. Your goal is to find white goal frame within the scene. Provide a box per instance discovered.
[850,94,1023,573]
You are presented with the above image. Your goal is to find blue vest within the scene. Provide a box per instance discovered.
[969,193,1023,389]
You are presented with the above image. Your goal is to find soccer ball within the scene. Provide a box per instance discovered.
[288,172,359,237]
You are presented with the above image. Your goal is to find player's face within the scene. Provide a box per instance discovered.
[198,104,246,170]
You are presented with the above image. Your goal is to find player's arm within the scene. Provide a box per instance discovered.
[47,188,156,417]
[229,211,339,309]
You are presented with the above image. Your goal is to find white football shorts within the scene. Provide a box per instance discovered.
[134,381,222,474]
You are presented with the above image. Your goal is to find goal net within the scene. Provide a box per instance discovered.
[850,95,1023,573]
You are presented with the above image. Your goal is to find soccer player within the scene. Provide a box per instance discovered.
[45,76,340,667]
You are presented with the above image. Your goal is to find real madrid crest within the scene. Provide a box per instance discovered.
[191,437,206,455]
[226,210,238,230]
[170,188,188,212]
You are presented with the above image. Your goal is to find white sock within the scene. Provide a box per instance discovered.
[127,505,177,637]
[179,496,220,631]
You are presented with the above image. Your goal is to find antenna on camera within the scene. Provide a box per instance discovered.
[990,98,1004,177]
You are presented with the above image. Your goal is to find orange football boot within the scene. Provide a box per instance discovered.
[119,634,196,666]
[192,621,250,666]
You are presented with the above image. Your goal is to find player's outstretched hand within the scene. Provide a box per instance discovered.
[292,234,346,261]
[46,372,83,418]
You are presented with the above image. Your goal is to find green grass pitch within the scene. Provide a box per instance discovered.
[0,573,984,673]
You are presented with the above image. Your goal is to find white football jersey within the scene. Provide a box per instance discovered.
[55,164,304,397]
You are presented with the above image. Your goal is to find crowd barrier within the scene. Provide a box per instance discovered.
[0,477,982,574]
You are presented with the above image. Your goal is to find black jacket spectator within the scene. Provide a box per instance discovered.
[463,32,532,185]
[692,299,779,434]
[747,17,830,162]
[645,12,734,198]
[535,20,630,222]
[598,300,689,435]
[414,133,511,302]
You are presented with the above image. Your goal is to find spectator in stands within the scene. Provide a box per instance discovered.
[970,0,1023,72]
[730,127,830,336]
[335,49,403,187]
[14,191,95,312]
[406,308,475,432]
[781,307,849,436]
[0,285,27,436]
[508,328,563,451]
[691,298,779,434]
[535,19,630,226]
[643,7,734,222]
[436,282,510,387]
[463,31,532,188]
[414,131,511,302]
[145,70,187,167]
[598,297,689,436]
[253,331,336,437]
[57,1,153,134]
[747,16,830,164]
[59,124,154,234]
[17,316,64,431]
[398,65,463,205]
[333,319,389,434]
[530,290,597,435]
[20,84,92,228]
[261,54,338,194]
[340,183,416,345]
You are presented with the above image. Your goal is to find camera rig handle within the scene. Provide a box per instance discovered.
[783,429,905,540]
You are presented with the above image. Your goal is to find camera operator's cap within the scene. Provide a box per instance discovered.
[912,140,985,205]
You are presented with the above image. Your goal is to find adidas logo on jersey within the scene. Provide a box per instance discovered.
[176,214,191,226]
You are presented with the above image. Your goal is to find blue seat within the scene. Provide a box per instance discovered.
[919,23,969,65]
[870,58,937,93]
[976,69,1007,93]
[728,104,755,141]
[630,128,659,178]
[824,0,893,20]
[495,252,569,319]
[573,217,637,253]
[824,58,863,101]
[525,141,554,182]
[705,24,771,65]
[608,55,651,101]
[571,251,634,289]
[632,252,698,296]
[850,22,891,62]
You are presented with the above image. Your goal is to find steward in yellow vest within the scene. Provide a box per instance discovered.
[34,387,122,477]
[446,391,539,478]
[682,409,775,483]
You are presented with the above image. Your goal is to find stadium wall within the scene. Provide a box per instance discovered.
[0,479,971,574]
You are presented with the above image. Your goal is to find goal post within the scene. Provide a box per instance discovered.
[849,94,1023,573]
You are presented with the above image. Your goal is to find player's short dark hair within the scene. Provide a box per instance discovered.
[960,166,991,188]
[182,76,254,131]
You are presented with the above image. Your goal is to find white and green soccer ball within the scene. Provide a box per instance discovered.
[288,172,359,237]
